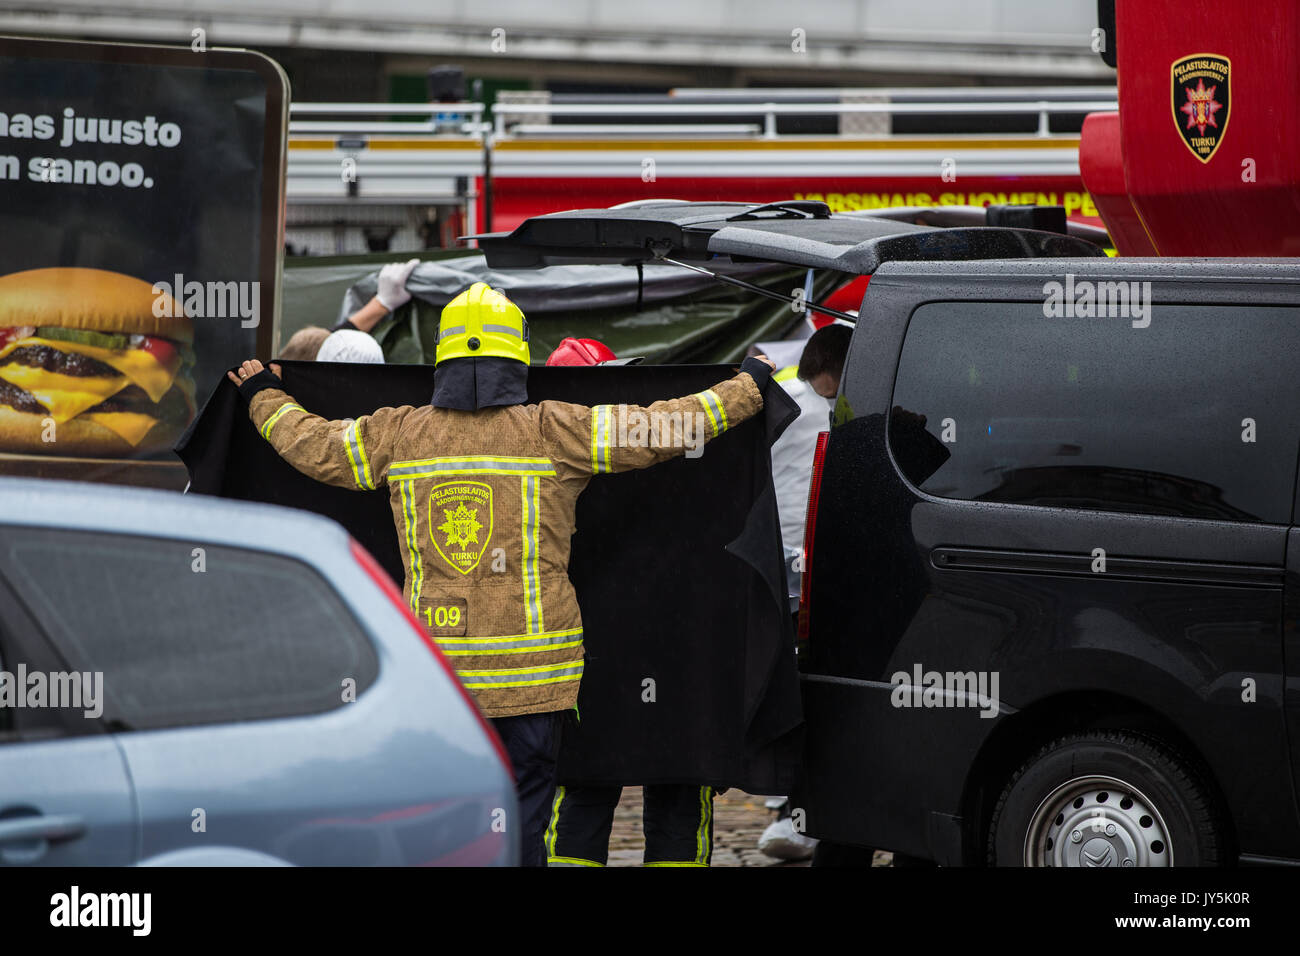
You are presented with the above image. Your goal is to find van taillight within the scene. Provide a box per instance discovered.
[349,537,514,780]
[798,431,830,641]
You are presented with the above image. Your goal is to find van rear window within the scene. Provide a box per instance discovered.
[890,301,1300,523]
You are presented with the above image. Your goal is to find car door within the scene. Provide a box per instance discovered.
[0,525,396,865]
[879,294,1299,858]
[0,571,136,866]
[0,521,512,866]
[799,282,1300,860]
[1284,482,1300,827]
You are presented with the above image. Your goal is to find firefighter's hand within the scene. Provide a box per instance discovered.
[376,258,421,311]
[227,360,282,386]
[738,353,776,389]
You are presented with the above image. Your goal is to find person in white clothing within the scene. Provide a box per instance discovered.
[760,323,853,862]
[770,364,833,556]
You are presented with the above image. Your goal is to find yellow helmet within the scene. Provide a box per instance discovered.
[435,282,530,366]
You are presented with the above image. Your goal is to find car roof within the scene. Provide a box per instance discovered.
[862,257,1300,307]
[467,200,1105,274]
[872,257,1300,279]
[0,477,350,562]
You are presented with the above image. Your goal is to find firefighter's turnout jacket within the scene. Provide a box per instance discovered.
[245,369,765,717]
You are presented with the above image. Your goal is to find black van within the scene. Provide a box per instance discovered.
[472,200,1282,867]
[796,258,1300,866]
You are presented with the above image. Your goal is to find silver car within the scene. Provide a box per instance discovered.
[0,478,517,866]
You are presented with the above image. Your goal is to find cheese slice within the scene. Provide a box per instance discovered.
[0,363,130,422]
[83,411,161,446]
[0,336,179,403]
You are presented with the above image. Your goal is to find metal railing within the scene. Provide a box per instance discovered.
[286,89,1117,141]
[288,102,486,136]
[491,99,1118,138]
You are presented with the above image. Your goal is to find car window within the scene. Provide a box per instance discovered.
[890,301,1300,523]
[0,528,379,731]
[0,574,79,743]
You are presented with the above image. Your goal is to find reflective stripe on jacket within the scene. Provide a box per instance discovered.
[247,370,764,717]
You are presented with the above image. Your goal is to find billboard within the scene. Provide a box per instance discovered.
[0,35,287,488]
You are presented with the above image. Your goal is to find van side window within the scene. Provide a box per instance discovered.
[890,302,1300,523]
[0,528,380,730]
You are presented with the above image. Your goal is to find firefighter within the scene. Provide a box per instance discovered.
[543,337,719,868]
[227,282,774,867]
[544,336,644,367]
[545,337,617,366]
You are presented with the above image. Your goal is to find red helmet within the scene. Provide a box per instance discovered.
[546,337,618,366]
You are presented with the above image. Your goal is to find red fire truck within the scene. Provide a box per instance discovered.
[285,86,1115,255]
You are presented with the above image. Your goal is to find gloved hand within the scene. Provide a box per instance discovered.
[227,359,283,401]
[376,258,421,312]
[740,354,775,389]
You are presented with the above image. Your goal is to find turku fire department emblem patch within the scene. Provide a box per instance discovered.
[430,480,493,574]
[1171,53,1230,163]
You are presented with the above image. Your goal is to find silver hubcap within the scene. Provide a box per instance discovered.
[1023,774,1173,867]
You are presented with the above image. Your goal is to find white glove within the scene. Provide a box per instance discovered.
[376,258,420,312]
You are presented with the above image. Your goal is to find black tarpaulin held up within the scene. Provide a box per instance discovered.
[176,361,804,792]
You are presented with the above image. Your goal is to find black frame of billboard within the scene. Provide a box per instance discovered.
[0,33,289,360]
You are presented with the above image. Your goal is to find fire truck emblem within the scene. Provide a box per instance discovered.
[1171,53,1230,163]
[430,480,493,574]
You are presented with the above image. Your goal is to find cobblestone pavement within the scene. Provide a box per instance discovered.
[606,787,894,867]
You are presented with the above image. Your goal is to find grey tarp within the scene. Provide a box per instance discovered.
[282,252,844,365]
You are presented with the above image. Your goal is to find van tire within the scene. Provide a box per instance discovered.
[987,730,1223,867]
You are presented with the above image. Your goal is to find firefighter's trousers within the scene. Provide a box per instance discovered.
[491,711,565,867]
[546,783,716,866]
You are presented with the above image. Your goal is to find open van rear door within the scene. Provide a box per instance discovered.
[465,199,1107,273]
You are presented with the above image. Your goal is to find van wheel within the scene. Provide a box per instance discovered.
[987,730,1222,867]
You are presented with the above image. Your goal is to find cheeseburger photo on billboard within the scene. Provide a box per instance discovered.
[0,267,195,457]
